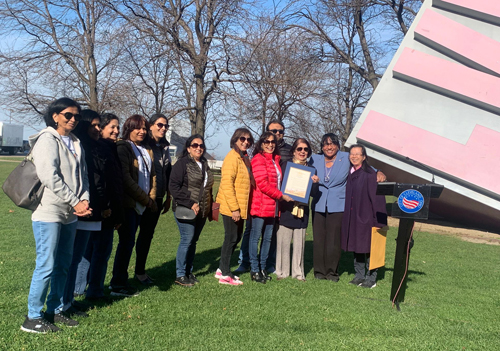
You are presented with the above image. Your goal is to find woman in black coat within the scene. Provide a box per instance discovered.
[341,144,387,289]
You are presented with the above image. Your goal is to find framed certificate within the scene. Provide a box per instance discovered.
[282,162,315,204]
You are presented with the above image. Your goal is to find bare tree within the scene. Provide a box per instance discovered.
[0,0,125,122]
[104,0,249,137]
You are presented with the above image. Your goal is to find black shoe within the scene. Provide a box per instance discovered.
[188,273,199,284]
[62,306,89,318]
[71,300,91,312]
[314,274,326,280]
[110,285,140,297]
[326,274,339,282]
[85,295,113,304]
[261,270,272,281]
[135,274,154,286]
[20,316,60,334]
[175,276,194,287]
[349,277,365,286]
[44,312,79,327]
[251,271,266,284]
[360,280,377,289]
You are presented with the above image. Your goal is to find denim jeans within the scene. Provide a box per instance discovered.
[28,221,77,319]
[175,216,206,278]
[249,216,275,272]
[111,208,141,288]
[237,218,252,268]
[62,229,91,309]
[74,227,114,298]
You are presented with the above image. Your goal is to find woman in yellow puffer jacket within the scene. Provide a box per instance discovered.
[215,128,255,285]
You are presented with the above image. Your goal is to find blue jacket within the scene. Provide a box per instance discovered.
[309,152,350,213]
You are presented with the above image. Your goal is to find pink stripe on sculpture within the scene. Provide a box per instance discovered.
[433,0,500,18]
[415,9,500,76]
[393,48,500,114]
[356,111,500,194]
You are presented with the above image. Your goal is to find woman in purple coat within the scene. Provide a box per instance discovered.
[341,144,387,289]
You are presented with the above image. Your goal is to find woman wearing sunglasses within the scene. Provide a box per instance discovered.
[134,114,172,285]
[214,128,255,285]
[170,134,214,287]
[276,138,319,281]
[249,132,293,283]
[22,97,92,333]
[109,115,157,297]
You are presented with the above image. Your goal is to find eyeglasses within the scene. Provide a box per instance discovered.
[323,142,337,147]
[156,122,169,130]
[59,112,82,121]
[269,129,284,135]
[239,136,252,143]
[296,147,309,152]
[190,143,205,149]
[263,140,276,145]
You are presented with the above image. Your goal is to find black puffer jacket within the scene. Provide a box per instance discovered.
[169,155,214,218]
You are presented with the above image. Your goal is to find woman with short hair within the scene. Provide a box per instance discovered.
[214,128,255,285]
[276,138,319,281]
[170,134,214,287]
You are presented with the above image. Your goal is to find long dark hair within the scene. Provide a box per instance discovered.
[100,112,120,130]
[44,97,81,129]
[73,109,100,144]
[230,128,254,152]
[253,131,279,157]
[181,134,206,159]
[349,144,373,173]
[148,113,169,145]
[121,114,150,144]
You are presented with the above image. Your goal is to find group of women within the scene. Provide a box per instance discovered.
[22,98,172,333]
[21,96,387,334]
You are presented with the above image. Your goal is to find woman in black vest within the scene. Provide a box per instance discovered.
[169,134,214,287]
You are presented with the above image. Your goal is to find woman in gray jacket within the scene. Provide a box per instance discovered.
[21,97,92,334]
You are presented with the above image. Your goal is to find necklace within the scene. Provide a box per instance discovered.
[324,156,336,182]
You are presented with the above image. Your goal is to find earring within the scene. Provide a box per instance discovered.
[55,122,58,127]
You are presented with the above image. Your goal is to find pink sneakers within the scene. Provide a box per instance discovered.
[214,268,239,280]
[219,275,243,285]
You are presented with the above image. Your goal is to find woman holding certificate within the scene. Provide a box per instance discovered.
[249,132,293,284]
[341,145,387,288]
[276,138,319,281]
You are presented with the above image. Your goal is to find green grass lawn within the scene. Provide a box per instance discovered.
[0,161,499,350]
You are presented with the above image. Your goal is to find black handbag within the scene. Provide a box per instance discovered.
[2,152,44,211]
[174,205,197,221]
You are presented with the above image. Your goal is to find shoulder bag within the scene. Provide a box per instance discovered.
[2,151,44,211]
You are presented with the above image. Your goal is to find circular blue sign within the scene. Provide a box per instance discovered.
[397,189,424,214]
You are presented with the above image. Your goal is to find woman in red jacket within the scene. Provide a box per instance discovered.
[249,132,292,283]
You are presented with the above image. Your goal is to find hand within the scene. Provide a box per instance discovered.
[148,199,158,213]
[114,223,122,230]
[162,197,171,214]
[232,210,241,222]
[101,208,112,218]
[74,200,92,217]
[191,203,200,216]
[281,194,293,202]
[311,175,319,183]
[376,171,387,183]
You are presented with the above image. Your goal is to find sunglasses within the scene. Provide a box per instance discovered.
[190,143,205,149]
[156,122,169,129]
[239,136,252,143]
[59,112,82,121]
[269,129,284,135]
[296,147,309,152]
[263,140,276,145]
